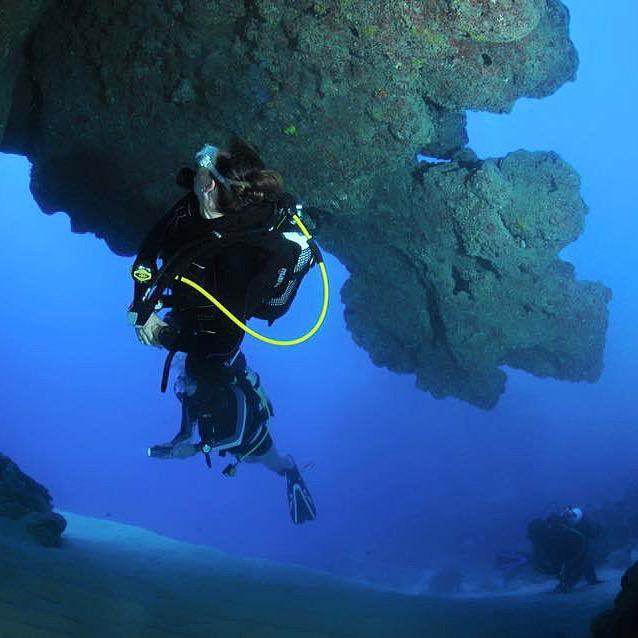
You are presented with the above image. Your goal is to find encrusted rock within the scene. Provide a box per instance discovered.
[0,0,607,407]
[0,453,52,518]
[417,0,578,111]
[0,0,52,141]
[1,0,577,253]
[24,511,67,548]
[592,561,638,638]
[318,151,610,408]
[445,0,546,43]
[0,453,66,547]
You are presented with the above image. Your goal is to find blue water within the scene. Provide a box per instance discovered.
[1,0,637,584]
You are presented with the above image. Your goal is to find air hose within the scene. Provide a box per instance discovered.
[176,214,329,346]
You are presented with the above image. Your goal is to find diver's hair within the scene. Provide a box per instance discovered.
[215,138,284,214]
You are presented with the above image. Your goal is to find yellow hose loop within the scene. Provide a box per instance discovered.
[176,213,329,347]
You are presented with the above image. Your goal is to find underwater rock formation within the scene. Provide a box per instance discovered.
[0,0,576,251]
[444,0,546,43]
[24,511,67,548]
[0,0,52,142]
[0,0,607,406]
[319,151,610,408]
[591,561,638,638]
[0,453,51,518]
[0,453,66,547]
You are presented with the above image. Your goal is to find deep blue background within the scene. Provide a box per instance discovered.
[1,2,636,583]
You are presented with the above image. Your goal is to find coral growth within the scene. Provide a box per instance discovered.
[0,0,606,406]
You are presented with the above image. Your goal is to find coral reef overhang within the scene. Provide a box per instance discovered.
[320,151,611,408]
[0,0,610,407]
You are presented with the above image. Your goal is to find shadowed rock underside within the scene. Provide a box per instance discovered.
[0,0,609,407]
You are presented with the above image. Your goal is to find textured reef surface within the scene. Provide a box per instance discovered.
[320,150,610,407]
[0,0,610,406]
[0,453,66,547]
[592,561,638,638]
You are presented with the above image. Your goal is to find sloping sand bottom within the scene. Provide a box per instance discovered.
[0,514,619,637]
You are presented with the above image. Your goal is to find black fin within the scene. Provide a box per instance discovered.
[285,465,316,524]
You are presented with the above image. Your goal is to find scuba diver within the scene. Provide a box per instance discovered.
[527,506,603,593]
[127,139,323,524]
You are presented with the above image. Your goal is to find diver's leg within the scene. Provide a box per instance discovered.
[555,569,575,593]
[147,358,199,459]
[171,400,196,443]
[281,456,317,524]
[236,361,316,524]
[583,553,602,585]
[236,364,287,476]
[244,438,316,524]
[244,442,294,474]
[147,400,199,459]
[557,549,585,592]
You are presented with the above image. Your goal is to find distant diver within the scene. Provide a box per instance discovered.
[527,506,603,593]
[127,139,327,524]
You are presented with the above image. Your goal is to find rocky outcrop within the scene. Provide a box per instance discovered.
[0,453,66,547]
[0,1,52,142]
[592,561,638,638]
[0,0,607,407]
[1,0,577,253]
[24,511,67,548]
[319,151,610,407]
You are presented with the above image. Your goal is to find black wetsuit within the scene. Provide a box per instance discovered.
[133,191,303,356]
[132,190,308,460]
[528,515,601,591]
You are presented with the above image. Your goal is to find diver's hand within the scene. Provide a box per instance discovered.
[147,441,200,460]
[135,312,168,347]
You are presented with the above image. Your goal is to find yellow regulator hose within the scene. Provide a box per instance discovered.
[176,214,329,346]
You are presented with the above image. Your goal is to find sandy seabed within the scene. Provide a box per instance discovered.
[0,513,620,638]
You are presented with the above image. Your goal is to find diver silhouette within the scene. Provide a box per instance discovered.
[128,139,319,524]
[527,506,602,592]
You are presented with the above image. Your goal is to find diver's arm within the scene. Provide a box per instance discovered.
[136,312,168,347]
[134,175,196,271]
[130,207,178,307]
[134,207,177,266]
[148,439,199,460]
[129,192,200,326]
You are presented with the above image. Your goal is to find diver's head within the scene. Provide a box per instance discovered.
[194,166,221,219]
[561,506,583,526]
[194,138,283,218]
